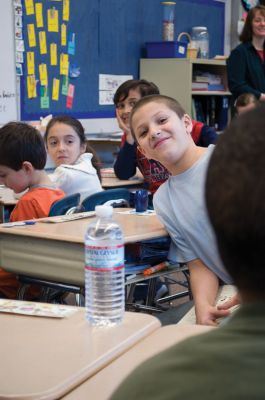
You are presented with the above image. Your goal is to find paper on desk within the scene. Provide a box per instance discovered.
[40,211,95,223]
[0,299,77,318]
[116,210,156,216]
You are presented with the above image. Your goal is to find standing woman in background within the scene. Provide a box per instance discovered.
[227,5,265,102]
[45,115,102,202]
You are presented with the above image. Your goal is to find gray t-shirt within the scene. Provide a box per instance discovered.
[153,145,232,284]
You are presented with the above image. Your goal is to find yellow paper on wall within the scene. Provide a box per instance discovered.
[50,43,57,66]
[63,0,70,21]
[25,0,34,15]
[39,31,47,55]
[48,9,59,32]
[60,53,69,76]
[27,24,36,47]
[35,3,44,28]
[27,75,37,99]
[61,23,67,46]
[27,52,35,75]
[52,78,60,101]
[39,63,48,86]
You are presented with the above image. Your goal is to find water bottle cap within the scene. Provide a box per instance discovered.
[95,205,113,218]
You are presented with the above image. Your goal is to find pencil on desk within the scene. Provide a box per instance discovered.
[143,261,169,276]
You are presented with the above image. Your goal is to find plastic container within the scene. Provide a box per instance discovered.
[191,26,209,59]
[162,1,176,41]
[177,32,198,59]
[146,41,187,58]
[84,205,125,326]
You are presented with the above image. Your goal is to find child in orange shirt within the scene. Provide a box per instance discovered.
[0,122,65,298]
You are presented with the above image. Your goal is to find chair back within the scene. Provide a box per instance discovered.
[81,188,130,211]
[49,193,81,216]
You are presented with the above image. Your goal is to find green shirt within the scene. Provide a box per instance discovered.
[112,303,265,400]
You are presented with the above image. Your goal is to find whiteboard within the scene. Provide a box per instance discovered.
[0,0,18,124]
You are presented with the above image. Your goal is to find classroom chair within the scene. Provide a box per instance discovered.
[81,188,130,211]
[48,192,81,216]
[17,193,83,305]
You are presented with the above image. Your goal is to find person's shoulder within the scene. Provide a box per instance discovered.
[230,41,252,56]
[153,180,170,208]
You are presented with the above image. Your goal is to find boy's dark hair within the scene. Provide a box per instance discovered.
[45,115,102,181]
[239,5,265,42]
[130,94,186,143]
[235,93,257,108]
[0,122,46,170]
[206,104,265,296]
[113,79,160,106]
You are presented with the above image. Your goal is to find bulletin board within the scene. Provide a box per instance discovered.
[18,0,225,121]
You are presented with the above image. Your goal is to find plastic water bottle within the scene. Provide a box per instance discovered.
[84,205,125,326]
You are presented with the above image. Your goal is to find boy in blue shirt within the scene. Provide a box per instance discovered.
[129,95,233,326]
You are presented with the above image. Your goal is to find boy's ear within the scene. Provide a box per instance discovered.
[183,114,193,135]
[21,161,34,174]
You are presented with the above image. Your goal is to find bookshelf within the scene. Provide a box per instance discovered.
[140,58,231,129]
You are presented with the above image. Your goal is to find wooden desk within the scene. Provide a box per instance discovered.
[0,304,160,400]
[63,323,214,400]
[102,175,144,189]
[0,187,17,222]
[0,209,167,285]
[101,168,144,189]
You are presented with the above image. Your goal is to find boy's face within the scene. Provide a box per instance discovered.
[0,164,31,193]
[116,88,142,130]
[131,101,193,170]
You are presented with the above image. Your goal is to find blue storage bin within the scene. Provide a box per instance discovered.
[146,41,187,58]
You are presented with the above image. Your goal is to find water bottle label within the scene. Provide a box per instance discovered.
[85,244,124,272]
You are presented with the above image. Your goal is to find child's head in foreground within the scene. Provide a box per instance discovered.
[0,122,46,193]
[130,95,194,169]
[235,93,257,116]
[206,104,265,300]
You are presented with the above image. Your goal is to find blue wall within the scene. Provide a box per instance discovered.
[20,0,224,120]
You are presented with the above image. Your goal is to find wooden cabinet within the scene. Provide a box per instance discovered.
[140,58,231,121]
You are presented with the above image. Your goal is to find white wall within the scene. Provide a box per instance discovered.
[0,0,18,124]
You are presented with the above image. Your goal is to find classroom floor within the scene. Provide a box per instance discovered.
[154,270,193,325]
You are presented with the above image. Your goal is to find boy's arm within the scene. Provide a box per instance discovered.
[113,141,137,180]
[187,258,230,326]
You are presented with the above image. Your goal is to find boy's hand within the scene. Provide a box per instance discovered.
[195,304,230,326]
[116,111,135,145]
